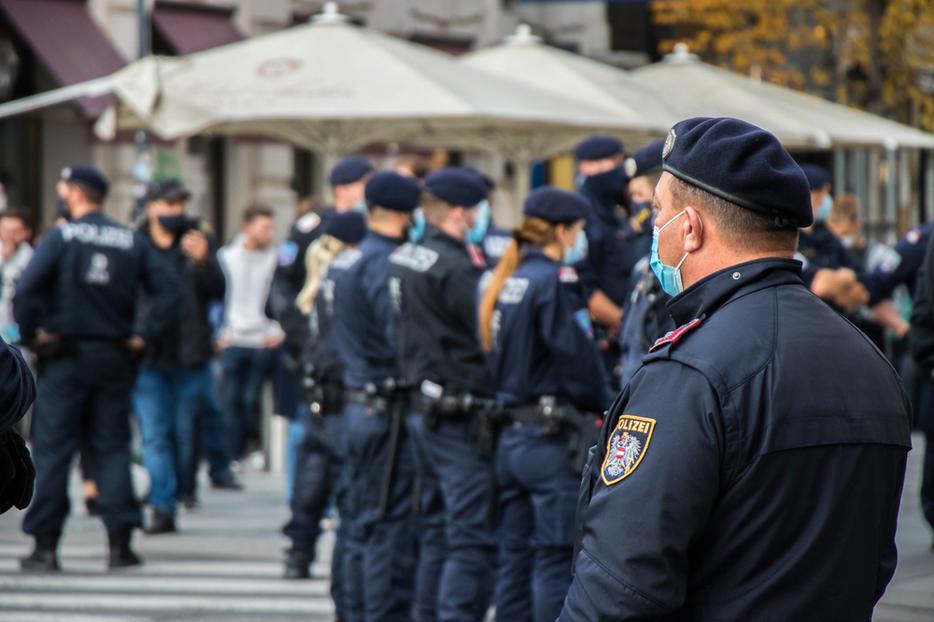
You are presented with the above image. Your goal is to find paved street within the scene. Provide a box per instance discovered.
[1,435,933,621]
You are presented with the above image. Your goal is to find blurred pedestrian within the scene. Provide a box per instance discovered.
[331,171,421,621]
[387,168,497,621]
[17,165,178,571]
[0,208,33,344]
[560,118,911,621]
[217,204,283,464]
[133,179,228,534]
[479,187,612,622]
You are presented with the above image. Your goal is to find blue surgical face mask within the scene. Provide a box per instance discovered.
[563,229,588,265]
[817,194,833,221]
[408,208,426,243]
[650,210,689,297]
[467,199,491,244]
[354,200,367,213]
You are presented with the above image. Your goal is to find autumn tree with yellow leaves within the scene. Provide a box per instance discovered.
[651,0,934,130]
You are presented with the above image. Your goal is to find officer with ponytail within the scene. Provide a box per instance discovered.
[479,186,612,622]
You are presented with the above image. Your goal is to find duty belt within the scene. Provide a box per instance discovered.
[343,389,395,412]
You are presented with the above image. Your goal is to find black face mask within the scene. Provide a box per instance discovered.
[56,198,71,222]
[157,214,191,236]
[582,166,628,210]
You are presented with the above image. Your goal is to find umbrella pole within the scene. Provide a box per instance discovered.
[316,148,339,204]
[512,154,532,215]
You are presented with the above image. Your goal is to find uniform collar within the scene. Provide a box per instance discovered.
[365,230,404,246]
[424,225,466,248]
[667,258,804,326]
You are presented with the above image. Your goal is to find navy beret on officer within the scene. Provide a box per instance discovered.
[365,171,420,213]
[424,167,488,207]
[329,156,375,186]
[324,211,367,245]
[146,178,191,203]
[662,117,813,228]
[798,163,832,190]
[60,164,109,199]
[524,186,590,224]
[574,135,623,161]
[624,138,665,178]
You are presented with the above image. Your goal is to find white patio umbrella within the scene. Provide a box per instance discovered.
[631,44,934,150]
[93,3,646,200]
[461,24,675,145]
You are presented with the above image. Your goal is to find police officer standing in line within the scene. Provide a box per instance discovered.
[281,211,367,601]
[478,187,612,622]
[17,165,180,571]
[618,139,674,387]
[574,136,638,385]
[471,173,512,267]
[330,171,420,622]
[386,168,496,622]
[559,118,911,620]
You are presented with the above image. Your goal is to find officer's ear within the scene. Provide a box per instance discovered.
[682,206,704,254]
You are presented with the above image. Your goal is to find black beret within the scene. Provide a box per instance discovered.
[329,156,374,186]
[60,164,108,199]
[424,167,488,207]
[146,178,191,203]
[662,117,812,228]
[574,135,623,161]
[523,186,590,224]
[324,211,367,245]
[365,171,421,213]
[798,164,832,190]
[624,138,665,178]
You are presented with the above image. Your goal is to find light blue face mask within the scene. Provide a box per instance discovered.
[353,200,367,213]
[409,208,426,243]
[563,229,589,265]
[650,210,689,297]
[816,194,833,221]
[467,200,491,244]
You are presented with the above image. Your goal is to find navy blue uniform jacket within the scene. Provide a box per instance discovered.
[561,258,911,621]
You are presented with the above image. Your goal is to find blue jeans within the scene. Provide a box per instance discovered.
[133,364,212,515]
[220,346,275,459]
[198,362,233,485]
[495,424,580,622]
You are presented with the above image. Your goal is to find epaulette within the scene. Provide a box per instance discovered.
[648,318,702,353]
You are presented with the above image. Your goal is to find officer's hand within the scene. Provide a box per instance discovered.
[0,429,35,514]
[33,329,58,346]
[181,230,208,263]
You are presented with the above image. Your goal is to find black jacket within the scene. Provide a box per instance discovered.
[136,220,225,368]
[562,259,911,621]
[911,229,934,371]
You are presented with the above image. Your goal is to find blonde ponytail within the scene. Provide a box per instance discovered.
[296,234,347,314]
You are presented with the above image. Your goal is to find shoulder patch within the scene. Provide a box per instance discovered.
[907,228,921,245]
[649,318,702,353]
[498,277,530,304]
[296,212,322,234]
[388,243,439,272]
[277,241,299,266]
[558,266,579,283]
[330,247,362,271]
[601,415,656,485]
[483,234,511,261]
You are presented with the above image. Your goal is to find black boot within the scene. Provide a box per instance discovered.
[108,529,143,569]
[145,510,176,535]
[284,548,311,579]
[20,534,61,572]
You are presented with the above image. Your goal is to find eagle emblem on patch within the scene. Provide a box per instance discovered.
[601,415,655,486]
[662,129,676,160]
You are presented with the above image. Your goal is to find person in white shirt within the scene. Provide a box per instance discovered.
[217,204,283,461]
[0,209,34,343]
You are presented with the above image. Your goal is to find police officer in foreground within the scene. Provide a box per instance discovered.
[0,323,36,516]
[330,171,420,621]
[387,168,496,621]
[479,187,612,622]
[17,165,180,571]
[559,118,911,620]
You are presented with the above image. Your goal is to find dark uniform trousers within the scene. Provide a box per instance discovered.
[282,406,348,618]
[495,423,580,622]
[408,413,497,622]
[916,375,934,529]
[342,401,417,622]
[24,343,142,536]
